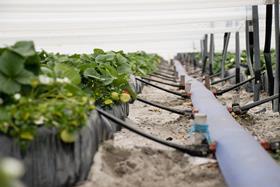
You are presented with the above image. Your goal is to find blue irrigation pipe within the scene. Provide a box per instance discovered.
[174,60,280,187]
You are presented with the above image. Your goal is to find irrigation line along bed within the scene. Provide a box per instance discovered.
[211,74,235,85]
[150,74,177,82]
[135,78,189,98]
[240,94,279,112]
[96,108,210,157]
[156,70,175,76]
[153,72,176,79]
[141,77,182,88]
[136,97,192,116]
[214,72,265,96]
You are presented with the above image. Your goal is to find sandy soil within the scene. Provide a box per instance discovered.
[76,76,226,187]
[214,84,280,142]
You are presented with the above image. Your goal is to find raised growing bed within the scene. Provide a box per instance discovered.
[0,104,128,187]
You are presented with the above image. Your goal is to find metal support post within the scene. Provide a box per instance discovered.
[209,33,214,76]
[221,32,231,79]
[202,34,208,74]
[264,4,274,96]
[235,32,241,85]
[252,5,261,101]
[245,20,255,76]
[273,0,280,112]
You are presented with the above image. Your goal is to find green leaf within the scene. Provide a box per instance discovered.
[0,108,11,121]
[54,63,81,85]
[0,49,25,77]
[93,48,104,55]
[24,53,41,75]
[0,73,21,94]
[84,68,104,80]
[95,53,115,63]
[15,70,35,84]
[11,41,36,57]
[117,62,131,74]
[100,75,114,85]
[103,64,118,78]
[41,66,54,77]
[63,84,84,96]
[116,53,128,64]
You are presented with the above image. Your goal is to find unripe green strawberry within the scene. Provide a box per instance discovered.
[60,129,76,143]
[111,92,119,101]
[120,93,131,103]
[20,131,34,141]
[104,99,113,105]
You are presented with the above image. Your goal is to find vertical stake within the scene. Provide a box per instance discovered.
[209,33,214,76]
[202,34,208,74]
[175,71,179,80]
[273,0,280,112]
[245,20,255,77]
[204,75,210,90]
[235,32,241,86]
[252,5,261,101]
[264,4,274,96]
[221,32,231,80]
[180,75,185,87]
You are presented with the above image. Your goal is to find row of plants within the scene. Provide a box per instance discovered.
[195,50,276,74]
[0,41,160,145]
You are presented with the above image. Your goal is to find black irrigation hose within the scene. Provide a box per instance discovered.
[150,74,177,83]
[211,74,236,85]
[153,72,176,79]
[156,70,175,76]
[159,67,175,72]
[209,72,221,78]
[141,77,182,88]
[136,78,189,98]
[136,97,192,115]
[240,94,279,111]
[96,108,209,157]
[215,72,265,96]
[189,70,201,75]
[158,66,173,71]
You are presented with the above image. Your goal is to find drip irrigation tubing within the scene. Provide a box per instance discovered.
[96,108,209,157]
[158,65,173,70]
[240,94,279,111]
[136,97,192,115]
[156,70,175,76]
[215,73,264,96]
[211,74,236,85]
[153,72,176,79]
[188,70,201,75]
[135,78,189,98]
[141,77,182,88]
[150,74,177,82]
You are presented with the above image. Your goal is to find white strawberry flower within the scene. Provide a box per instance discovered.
[14,93,21,100]
[56,77,71,84]
[39,75,54,84]
[34,116,45,125]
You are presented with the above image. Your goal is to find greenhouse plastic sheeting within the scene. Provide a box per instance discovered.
[0,0,271,58]
[0,104,129,187]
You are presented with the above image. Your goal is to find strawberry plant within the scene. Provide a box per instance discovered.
[0,41,160,144]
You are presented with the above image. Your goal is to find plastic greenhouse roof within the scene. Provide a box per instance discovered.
[0,0,275,58]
